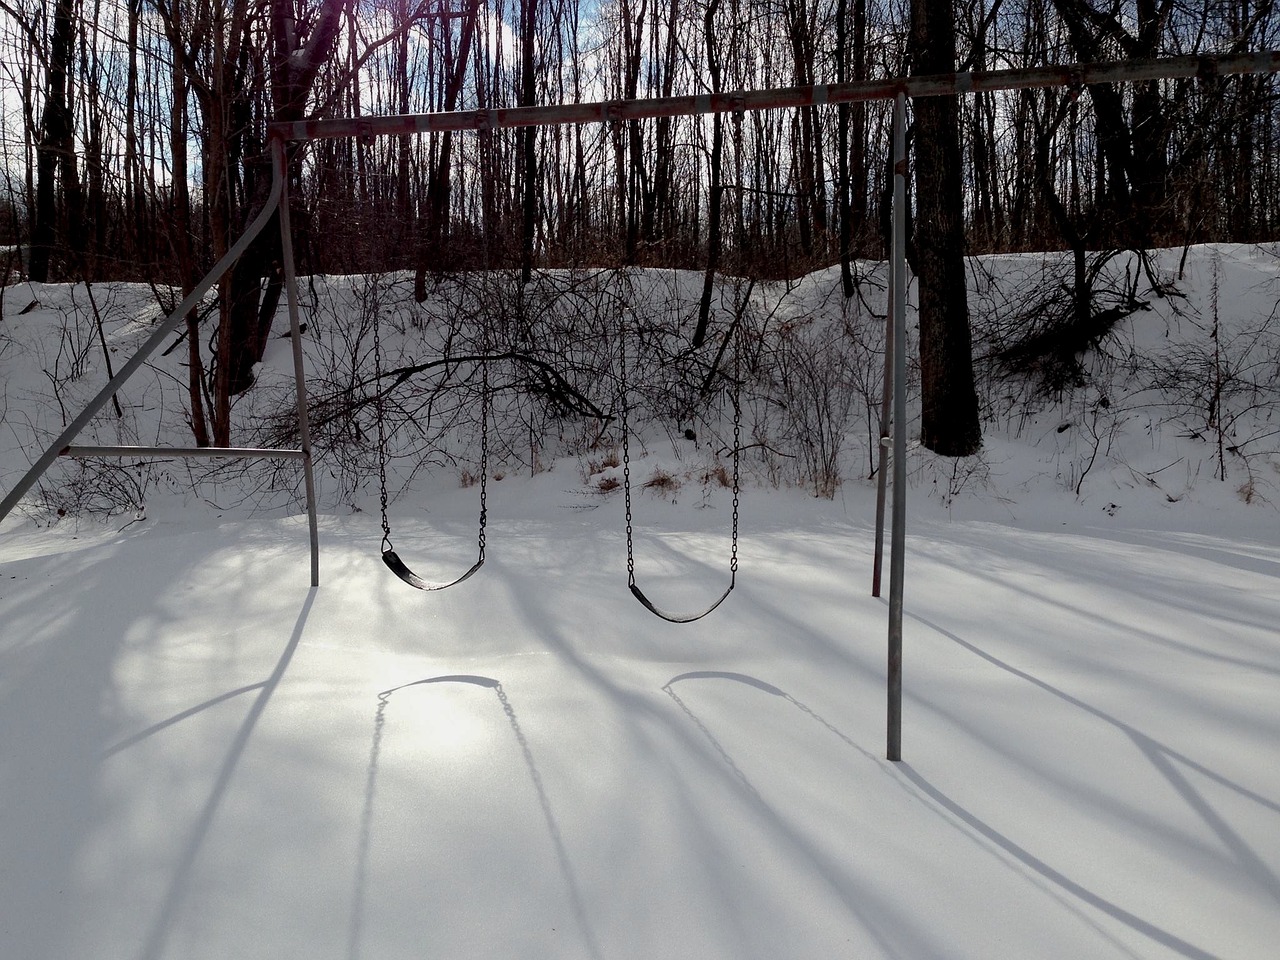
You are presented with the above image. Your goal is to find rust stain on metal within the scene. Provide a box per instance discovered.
[268,51,1280,142]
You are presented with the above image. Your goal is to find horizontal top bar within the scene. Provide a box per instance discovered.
[271,51,1280,142]
[61,445,307,460]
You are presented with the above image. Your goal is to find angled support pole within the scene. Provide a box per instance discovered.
[0,175,282,524]
[0,140,319,586]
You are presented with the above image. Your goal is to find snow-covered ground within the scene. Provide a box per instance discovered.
[2,247,1278,958]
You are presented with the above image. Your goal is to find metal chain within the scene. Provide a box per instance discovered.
[374,218,490,574]
[621,315,740,588]
[729,103,744,582]
[373,306,392,553]
[620,321,636,586]
[475,139,493,565]
[477,357,489,561]
[607,108,638,584]
[729,325,741,580]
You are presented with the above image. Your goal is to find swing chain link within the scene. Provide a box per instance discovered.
[620,321,636,586]
[477,357,489,561]
[729,329,741,580]
[621,314,740,590]
[728,113,744,582]
[373,301,392,554]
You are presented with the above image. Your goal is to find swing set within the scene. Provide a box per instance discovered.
[617,321,743,624]
[368,286,743,622]
[372,310,490,592]
[3,51,1276,757]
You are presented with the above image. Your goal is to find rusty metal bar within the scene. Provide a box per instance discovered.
[59,445,306,460]
[270,51,1280,142]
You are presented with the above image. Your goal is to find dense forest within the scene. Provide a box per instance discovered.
[3,0,1277,278]
[1,0,1277,456]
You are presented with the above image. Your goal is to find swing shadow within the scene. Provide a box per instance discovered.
[666,671,877,763]
[347,675,602,960]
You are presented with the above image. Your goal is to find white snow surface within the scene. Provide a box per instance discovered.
[2,247,1279,959]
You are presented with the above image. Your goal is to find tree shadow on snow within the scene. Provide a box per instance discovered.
[0,530,316,960]
[135,587,316,960]
[902,610,1279,960]
[661,670,948,959]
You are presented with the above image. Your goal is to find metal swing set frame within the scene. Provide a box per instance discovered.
[2,50,1277,759]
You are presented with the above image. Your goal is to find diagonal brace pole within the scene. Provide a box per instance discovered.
[0,154,285,525]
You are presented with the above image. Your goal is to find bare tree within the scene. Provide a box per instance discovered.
[909,0,982,455]
[28,0,78,281]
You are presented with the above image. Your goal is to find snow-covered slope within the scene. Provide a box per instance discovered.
[1,246,1278,959]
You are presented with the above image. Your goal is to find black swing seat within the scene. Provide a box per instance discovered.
[629,581,733,624]
[382,549,484,591]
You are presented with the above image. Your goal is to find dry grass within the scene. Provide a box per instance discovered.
[643,467,681,493]
[702,463,731,489]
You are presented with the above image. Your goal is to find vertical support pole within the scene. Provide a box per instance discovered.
[871,214,896,597]
[274,137,321,587]
[887,92,908,762]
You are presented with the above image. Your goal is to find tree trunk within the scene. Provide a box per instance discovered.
[836,0,867,295]
[909,0,981,456]
[29,0,78,282]
[414,0,482,298]
[519,0,539,283]
[619,0,646,264]
[693,0,724,349]
[167,0,210,446]
[123,0,146,270]
[205,0,346,440]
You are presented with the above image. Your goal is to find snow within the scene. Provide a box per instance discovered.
[2,248,1279,959]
